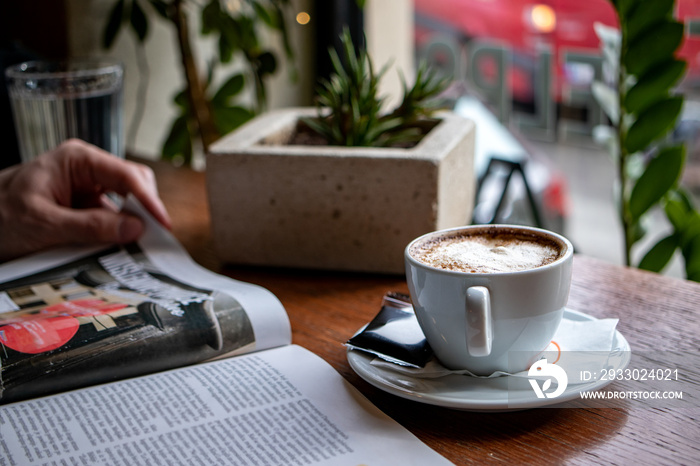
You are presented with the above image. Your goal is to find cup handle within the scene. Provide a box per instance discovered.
[466,286,493,357]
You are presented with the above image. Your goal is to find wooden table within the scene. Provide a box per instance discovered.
[151,160,700,465]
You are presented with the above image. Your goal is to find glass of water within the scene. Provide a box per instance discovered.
[5,59,124,162]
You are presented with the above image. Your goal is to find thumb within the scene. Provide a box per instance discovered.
[57,208,146,245]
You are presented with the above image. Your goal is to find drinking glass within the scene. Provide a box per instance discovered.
[5,59,124,162]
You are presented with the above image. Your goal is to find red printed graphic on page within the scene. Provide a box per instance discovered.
[0,299,128,354]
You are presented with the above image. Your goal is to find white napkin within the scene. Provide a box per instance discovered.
[370,314,620,385]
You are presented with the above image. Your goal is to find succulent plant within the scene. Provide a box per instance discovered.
[303,29,448,147]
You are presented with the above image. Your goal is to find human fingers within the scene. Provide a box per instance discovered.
[54,140,172,229]
[48,204,146,246]
[0,197,143,262]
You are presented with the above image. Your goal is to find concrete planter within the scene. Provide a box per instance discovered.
[206,107,475,274]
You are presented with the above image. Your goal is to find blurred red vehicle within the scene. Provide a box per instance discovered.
[415,0,700,103]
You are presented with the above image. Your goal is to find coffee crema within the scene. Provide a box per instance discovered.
[410,228,564,273]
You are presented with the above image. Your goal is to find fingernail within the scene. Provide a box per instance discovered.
[118,216,144,243]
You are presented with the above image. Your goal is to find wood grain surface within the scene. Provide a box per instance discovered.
[148,159,700,465]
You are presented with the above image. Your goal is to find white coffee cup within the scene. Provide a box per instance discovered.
[405,224,573,375]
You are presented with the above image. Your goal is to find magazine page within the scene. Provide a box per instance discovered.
[0,344,450,466]
[0,197,290,404]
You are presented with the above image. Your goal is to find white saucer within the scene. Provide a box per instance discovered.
[347,308,631,411]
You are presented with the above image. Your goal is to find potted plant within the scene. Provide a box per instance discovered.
[102,0,294,166]
[592,0,700,281]
[206,31,476,274]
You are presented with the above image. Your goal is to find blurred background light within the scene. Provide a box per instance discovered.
[528,4,556,33]
[296,11,311,25]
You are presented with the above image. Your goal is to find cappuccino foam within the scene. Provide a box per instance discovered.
[412,230,563,273]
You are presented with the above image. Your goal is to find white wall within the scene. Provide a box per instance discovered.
[365,0,415,109]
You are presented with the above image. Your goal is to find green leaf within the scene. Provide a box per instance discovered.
[665,197,689,231]
[631,220,647,246]
[638,234,679,272]
[103,0,125,49]
[664,189,696,231]
[218,34,233,63]
[234,16,258,51]
[682,234,700,281]
[625,21,684,76]
[674,188,696,212]
[130,0,149,41]
[625,59,687,115]
[680,213,700,250]
[220,17,243,59]
[271,3,294,57]
[629,145,685,219]
[212,106,254,134]
[205,60,215,87]
[301,117,334,144]
[625,96,683,154]
[162,114,192,162]
[626,0,674,43]
[211,74,245,106]
[256,51,277,76]
[148,0,169,19]
[688,270,700,282]
[251,2,274,27]
[615,0,636,18]
[173,89,189,110]
[201,0,221,35]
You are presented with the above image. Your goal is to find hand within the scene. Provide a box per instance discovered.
[0,139,172,262]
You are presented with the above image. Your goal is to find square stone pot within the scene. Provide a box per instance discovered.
[206,107,475,274]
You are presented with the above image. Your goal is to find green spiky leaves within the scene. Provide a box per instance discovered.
[304,29,448,147]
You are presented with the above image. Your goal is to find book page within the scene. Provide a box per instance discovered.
[0,345,450,465]
[0,197,290,404]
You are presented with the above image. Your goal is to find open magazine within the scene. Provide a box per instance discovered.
[0,199,290,404]
[0,199,450,465]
